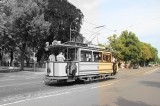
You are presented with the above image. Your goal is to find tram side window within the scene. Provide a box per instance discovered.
[93,52,98,62]
[81,51,92,62]
[93,52,102,62]
[98,52,102,61]
[103,54,107,62]
[104,54,111,62]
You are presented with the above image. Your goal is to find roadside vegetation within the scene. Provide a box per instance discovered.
[0,0,84,70]
[108,30,160,68]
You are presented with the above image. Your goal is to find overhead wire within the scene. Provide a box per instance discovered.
[83,16,160,34]
[83,20,116,32]
[115,16,160,32]
[81,16,160,44]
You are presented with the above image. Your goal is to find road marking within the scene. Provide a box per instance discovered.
[0,81,120,106]
[127,71,143,76]
[143,68,159,75]
[0,81,43,88]
[1,68,159,106]
[91,83,114,89]
[24,76,42,79]
[127,68,160,76]
[0,79,15,82]
[0,91,71,106]
[0,76,42,82]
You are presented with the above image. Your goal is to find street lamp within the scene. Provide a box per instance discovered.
[69,17,79,41]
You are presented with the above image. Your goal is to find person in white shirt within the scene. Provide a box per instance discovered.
[56,52,65,62]
[49,53,55,61]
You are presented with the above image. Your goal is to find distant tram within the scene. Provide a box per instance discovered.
[44,41,118,84]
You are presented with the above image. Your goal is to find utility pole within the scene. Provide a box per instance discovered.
[69,17,78,41]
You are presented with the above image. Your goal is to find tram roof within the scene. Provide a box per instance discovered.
[46,41,112,52]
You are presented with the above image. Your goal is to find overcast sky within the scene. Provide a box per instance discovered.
[68,0,160,57]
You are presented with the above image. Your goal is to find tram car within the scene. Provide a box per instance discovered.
[44,41,118,84]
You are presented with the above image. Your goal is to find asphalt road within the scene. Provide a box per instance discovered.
[0,66,160,106]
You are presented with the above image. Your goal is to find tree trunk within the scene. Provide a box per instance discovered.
[20,52,24,71]
[20,43,26,71]
[0,50,2,66]
[10,50,13,66]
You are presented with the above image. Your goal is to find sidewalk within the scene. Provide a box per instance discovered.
[0,66,45,73]
[1,66,159,73]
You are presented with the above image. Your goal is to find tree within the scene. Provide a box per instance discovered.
[108,30,141,64]
[139,42,152,66]
[108,30,159,67]
[139,42,159,65]
[149,45,159,63]
[0,0,12,65]
[45,0,84,43]
[36,0,84,61]
[1,0,51,70]
[0,0,84,70]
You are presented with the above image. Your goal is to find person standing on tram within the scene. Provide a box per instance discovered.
[49,53,56,61]
[56,52,65,62]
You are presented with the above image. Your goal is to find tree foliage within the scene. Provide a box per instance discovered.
[0,0,84,70]
[108,31,141,62]
[108,30,159,66]
[45,0,84,43]
[139,43,152,61]
[0,0,51,70]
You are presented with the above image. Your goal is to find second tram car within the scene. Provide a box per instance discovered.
[44,41,118,84]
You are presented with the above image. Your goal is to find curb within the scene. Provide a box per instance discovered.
[0,67,45,73]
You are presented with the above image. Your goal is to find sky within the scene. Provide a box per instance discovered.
[68,0,160,58]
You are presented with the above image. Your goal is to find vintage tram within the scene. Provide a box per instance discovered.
[44,41,118,84]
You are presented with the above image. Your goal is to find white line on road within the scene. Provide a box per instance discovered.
[0,79,15,82]
[143,68,159,75]
[0,81,119,106]
[127,71,144,76]
[1,68,159,106]
[0,76,42,82]
[91,83,114,89]
[127,68,159,76]
[0,81,43,88]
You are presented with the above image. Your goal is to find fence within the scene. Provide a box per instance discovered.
[0,61,46,68]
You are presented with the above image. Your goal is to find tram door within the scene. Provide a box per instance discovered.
[65,48,79,77]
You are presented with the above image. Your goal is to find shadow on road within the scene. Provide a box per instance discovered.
[140,81,160,88]
[49,81,77,87]
[115,97,154,106]
[156,71,160,74]
[46,77,116,87]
